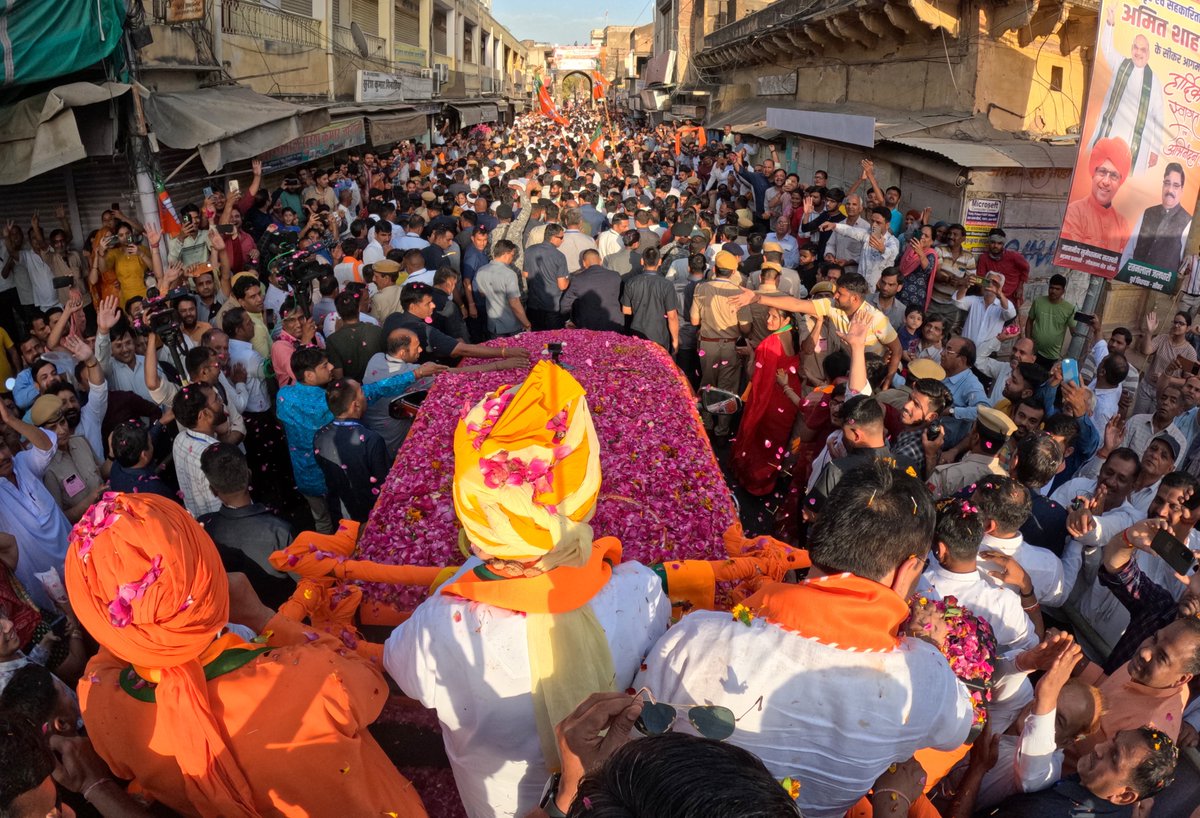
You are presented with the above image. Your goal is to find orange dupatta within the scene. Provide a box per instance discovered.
[745,572,909,652]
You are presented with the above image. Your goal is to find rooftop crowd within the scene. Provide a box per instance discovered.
[0,106,1195,818]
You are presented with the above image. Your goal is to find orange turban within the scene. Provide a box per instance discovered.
[1090,137,1132,183]
[65,493,260,817]
[453,360,601,569]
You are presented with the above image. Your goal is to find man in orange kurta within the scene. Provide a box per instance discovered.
[1061,137,1133,254]
[66,493,427,818]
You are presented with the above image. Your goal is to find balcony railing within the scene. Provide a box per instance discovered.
[221,0,323,48]
[703,0,857,50]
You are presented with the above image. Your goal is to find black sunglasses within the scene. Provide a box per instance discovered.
[632,688,761,741]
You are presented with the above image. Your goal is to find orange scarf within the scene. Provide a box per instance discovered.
[441,537,622,613]
[745,573,909,652]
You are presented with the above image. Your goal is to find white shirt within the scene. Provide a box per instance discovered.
[920,563,1038,657]
[394,232,430,252]
[597,229,624,262]
[405,268,435,287]
[20,249,58,310]
[94,333,165,405]
[1090,385,1121,432]
[952,294,1018,360]
[363,239,387,265]
[173,428,222,517]
[227,338,271,413]
[974,710,1061,811]
[0,435,71,611]
[634,606,974,818]
[385,559,670,818]
[979,532,1067,607]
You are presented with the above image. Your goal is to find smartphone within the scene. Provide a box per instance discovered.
[51,275,74,289]
[110,202,120,211]
[1073,311,1094,324]
[1150,529,1197,575]
[229,179,241,195]
[217,224,234,236]
[1060,358,1081,387]
[202,186,214,199]
[48,614,68,638]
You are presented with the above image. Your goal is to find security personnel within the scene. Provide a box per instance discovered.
[926,404,1016,498]
[691,250,750,439]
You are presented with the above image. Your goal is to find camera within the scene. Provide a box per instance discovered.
[133,286,191,348]
[926,420,943,442]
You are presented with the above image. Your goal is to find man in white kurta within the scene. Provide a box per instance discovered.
[382,360,671,818]
[635,464,975,818]
[384,560,668,818]
[0,425,70,611]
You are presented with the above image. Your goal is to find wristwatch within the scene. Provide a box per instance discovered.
[538,772,568,817]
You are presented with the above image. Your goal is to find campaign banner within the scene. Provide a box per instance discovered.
[1053,0,1200,291]
[258,119,367,175]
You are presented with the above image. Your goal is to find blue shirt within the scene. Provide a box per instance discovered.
[277,370,416,495]
[942,368,988,447]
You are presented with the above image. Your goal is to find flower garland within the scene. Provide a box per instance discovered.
[356,331,738,608]
[904,595,998,732]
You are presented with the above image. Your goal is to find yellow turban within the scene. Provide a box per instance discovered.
[453,360,601,569]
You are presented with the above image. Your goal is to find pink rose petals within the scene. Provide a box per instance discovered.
[355,330,737,609]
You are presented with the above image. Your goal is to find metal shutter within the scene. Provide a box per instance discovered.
[0,168,72,244]
[279,0,312,17]
[394,0,419,46]
[350,0,377,35]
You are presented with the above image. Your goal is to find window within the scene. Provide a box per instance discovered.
[463,20,476,63]
[433,9,448,55]
[1050,65,1064,92]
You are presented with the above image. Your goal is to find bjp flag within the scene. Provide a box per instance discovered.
[589,125,605,162]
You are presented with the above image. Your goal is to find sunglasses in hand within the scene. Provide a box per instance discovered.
[631,688,762,741]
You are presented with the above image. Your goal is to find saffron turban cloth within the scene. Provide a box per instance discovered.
[1090,136,1132,183]
[64,493,260,817]
[453,360,601,569]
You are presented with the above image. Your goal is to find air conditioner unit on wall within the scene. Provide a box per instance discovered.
[434,62,450,83]
[420,67,441,92]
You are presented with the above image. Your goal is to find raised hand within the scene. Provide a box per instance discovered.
[1145,311,1158,335]
[1066,484,1107,538]
[1033,637,1082,709]
[144,224,162,248]
[96,295,121,333]
[62,334,94,363]
[1103,413,1125,452]
[252,159,263,177]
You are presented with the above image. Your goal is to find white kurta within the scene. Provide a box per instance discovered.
[979,533,1067,607]
[0,435,71,610]
[633,610,974,818]
[383,559,670,818]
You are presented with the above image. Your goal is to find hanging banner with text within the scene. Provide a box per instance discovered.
[1053,0,1200,293]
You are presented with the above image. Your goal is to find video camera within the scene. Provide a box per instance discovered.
[258,230,327,316]
[133,286,191,349]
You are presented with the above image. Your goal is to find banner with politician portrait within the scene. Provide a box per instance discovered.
[1054,0,1200,291]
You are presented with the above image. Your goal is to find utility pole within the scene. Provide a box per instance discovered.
[121,18,164,260]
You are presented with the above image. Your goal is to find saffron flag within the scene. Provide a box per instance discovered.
[589,125,605,163]
[156,180,181,237]
[538,83,568,126]
[590,70,610,101]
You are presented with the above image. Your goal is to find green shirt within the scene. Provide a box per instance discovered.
[1028,296,1075,360]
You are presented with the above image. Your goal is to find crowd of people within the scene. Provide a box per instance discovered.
[0,106,1195,818]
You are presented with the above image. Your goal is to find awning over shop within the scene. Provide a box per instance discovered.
[706,99,780,140]
[368,112,429,144]
[450,102,499,127]
[0,81,130,185]
[766,106,973,148]
[881,136,1077,169]
[144,85,330,174]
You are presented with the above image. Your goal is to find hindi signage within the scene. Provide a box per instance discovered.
[356,70,434,102]
[165,0,205,23]
[552,45,602,73]
[1053,0,1200,293]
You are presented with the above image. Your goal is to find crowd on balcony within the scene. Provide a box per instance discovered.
[0,105,1194,818]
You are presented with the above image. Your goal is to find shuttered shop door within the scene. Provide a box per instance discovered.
[70,158,138,240]
[350,0,378,35]
[279,0,313,16]
[394,2,419,46]
[0,169,71,239]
